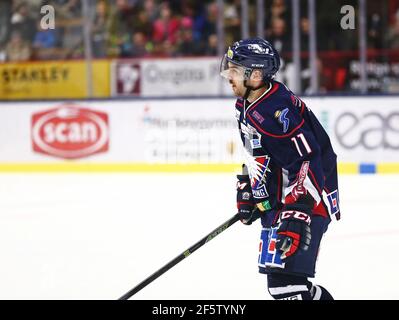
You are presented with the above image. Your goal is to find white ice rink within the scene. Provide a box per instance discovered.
[0,172,398,300]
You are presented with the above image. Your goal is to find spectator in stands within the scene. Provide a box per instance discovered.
[316,0,357,51]
[224,0,240,46]
[190,2,207,43]
[0,45,6,62]
[10,1,36,42]
[143,0,159,23]
[302,58,328,94]
[32,19,59,60]
[108,0,136,57]
[267,18,291,56]
[24,0,42,12]
[181,1,195,22]
[300,17,309,51]
[268,0,290,30]
[201,2,217,43]
[56,0,82,19]
[205,33,218,56]
[130,31,151,57]
[270,0,288,19]
[133,9,153,41]
[368,13,383,49]
[152,2,180,45]
[33,21,57,49]
[0,1,12,46]
[152,2,180,56]
[92,0,110,58]
[386,9,399,49]
[5,30,32,61]
[61,21,84,59]
[161,39,175,57]
[176,17,203,56]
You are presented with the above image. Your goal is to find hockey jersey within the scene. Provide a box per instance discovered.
[235,80,340,227]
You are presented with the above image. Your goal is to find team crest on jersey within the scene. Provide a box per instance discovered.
[244,151,271,199]
[274,108,290,133]
[253,184,268,198]
[241,122,263,152]
[240,122,259,139]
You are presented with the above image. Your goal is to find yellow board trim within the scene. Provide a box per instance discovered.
[377,163,399,174]
[337,162,358,174]
[0,162,397,174]
[0,163,242,173]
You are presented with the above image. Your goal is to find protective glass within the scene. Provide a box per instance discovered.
[219,55,248,81]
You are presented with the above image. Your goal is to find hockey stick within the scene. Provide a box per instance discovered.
[118,213,240,300]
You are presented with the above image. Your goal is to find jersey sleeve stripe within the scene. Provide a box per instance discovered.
[300,103,305,115]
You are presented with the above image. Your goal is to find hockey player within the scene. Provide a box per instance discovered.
[220,38,340,300]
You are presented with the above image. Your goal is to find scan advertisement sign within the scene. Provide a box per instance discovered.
[31,105,109,159]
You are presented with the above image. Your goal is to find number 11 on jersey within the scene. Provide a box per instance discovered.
[291,133,312,156]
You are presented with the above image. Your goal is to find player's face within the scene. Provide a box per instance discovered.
[229,77,246,97]
[220,57,249,97]
[225,63,246,97]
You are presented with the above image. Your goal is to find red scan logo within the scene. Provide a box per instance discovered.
[31,105,109,159]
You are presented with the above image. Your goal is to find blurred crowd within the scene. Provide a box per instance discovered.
[0,0,398,63]
[0,0,219,61]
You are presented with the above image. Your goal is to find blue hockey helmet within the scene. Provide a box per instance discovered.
[220,38,280,83]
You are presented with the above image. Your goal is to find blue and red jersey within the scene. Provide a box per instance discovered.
[235,80,340,226]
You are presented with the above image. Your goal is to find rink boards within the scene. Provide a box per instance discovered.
[0,96,398,174]
[0,162,398,174]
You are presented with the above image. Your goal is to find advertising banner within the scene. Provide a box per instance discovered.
[111,58,231,97]
[31,105,109,159]
[0,99,241,164]
[303,96,399,163]
[0,96,397,171]
[0,60,110,100]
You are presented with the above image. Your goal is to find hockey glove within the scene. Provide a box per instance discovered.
[236,174,260,225]
[275,204,312,260]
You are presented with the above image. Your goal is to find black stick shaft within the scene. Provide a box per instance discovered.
[118,213,240,300]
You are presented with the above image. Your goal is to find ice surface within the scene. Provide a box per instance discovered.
[0,173,398,300]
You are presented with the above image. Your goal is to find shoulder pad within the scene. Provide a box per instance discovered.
[247,98,304,138]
